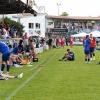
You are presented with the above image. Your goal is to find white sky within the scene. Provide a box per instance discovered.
[22,0,100,16]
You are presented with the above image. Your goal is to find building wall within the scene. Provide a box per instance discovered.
[20,14,46,37]
[46,17,100,35]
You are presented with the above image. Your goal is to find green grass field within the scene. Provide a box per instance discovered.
[1,46,100,100]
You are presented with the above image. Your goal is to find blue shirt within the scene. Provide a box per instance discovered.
[11,46,19,54]
[0,42,10,54]
[84,38,90,51]
[68,51,75,60]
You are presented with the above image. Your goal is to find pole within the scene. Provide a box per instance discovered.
[27,0,28,4]
[57,3,61,16]
[2,14,5,24]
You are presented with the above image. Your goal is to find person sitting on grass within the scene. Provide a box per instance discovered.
[59,49,75,61]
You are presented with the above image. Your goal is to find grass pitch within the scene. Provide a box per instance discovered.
[1,46,100,100]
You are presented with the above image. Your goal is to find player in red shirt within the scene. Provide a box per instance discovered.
[69,35,73,48]
[61,37,64,48]
[90,34,96,61]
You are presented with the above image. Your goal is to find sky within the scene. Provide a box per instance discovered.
[22,0,100,16]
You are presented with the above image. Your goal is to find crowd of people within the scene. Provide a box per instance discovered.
[0,30,73,80]
[46,35,73,49]
[0,25,99,80]
[58,33,97,63]
[0,33,40,80]
[0,23,20,39]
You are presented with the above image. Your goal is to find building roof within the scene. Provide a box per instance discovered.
[12,13,46,18]
[12,13,33,18]
[47,15,100,20]
[0,0,37,16]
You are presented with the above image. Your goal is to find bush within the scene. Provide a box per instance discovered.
[3,17,24,37]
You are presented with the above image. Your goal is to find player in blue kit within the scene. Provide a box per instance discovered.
[0,41,11,75]
[59,49,75,61]
[83,35,91,63]
[10,45,23,68]
[0,41,23,79]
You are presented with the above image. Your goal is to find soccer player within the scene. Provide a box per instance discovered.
[90,34,96,61]
[83,35,91,63]
[59,49,75,61]
[0,41,11,75]
[69,35,73,48]
[11,43,23,67]
[0,41,23,75]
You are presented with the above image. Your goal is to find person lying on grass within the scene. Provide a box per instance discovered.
[59,49,75,61]
[0,73,23,80]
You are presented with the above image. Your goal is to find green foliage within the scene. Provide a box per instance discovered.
[3,17,24,37]
[0,34,3,38]
[61,12,69,16]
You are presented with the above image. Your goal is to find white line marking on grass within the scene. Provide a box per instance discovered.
[24,53,56,73]
[6,52,57,100]
[6,68,42,100]
[25,51,57,73]
[24,59,51,73]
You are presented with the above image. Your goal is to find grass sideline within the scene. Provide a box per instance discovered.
[0,46,100,100]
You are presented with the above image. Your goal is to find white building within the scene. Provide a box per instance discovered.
[8,13,46,37]
[21,13,46,37]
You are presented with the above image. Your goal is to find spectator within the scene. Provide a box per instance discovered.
[48,37,52,49]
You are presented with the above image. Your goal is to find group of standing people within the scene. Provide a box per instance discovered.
[47,36,72,49]
[47,37,65,49]
[83,34,96,63]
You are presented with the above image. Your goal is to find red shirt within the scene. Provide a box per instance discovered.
[70,36,73,44]
[90,38,96,48]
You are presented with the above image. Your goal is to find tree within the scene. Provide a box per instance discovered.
[60,12,68,16]
[3,17,24,37]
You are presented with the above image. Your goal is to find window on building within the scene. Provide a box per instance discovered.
[29,23,34,29]
[54,21,61,28]
[35,23,40,29]
[48,22,53,25]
